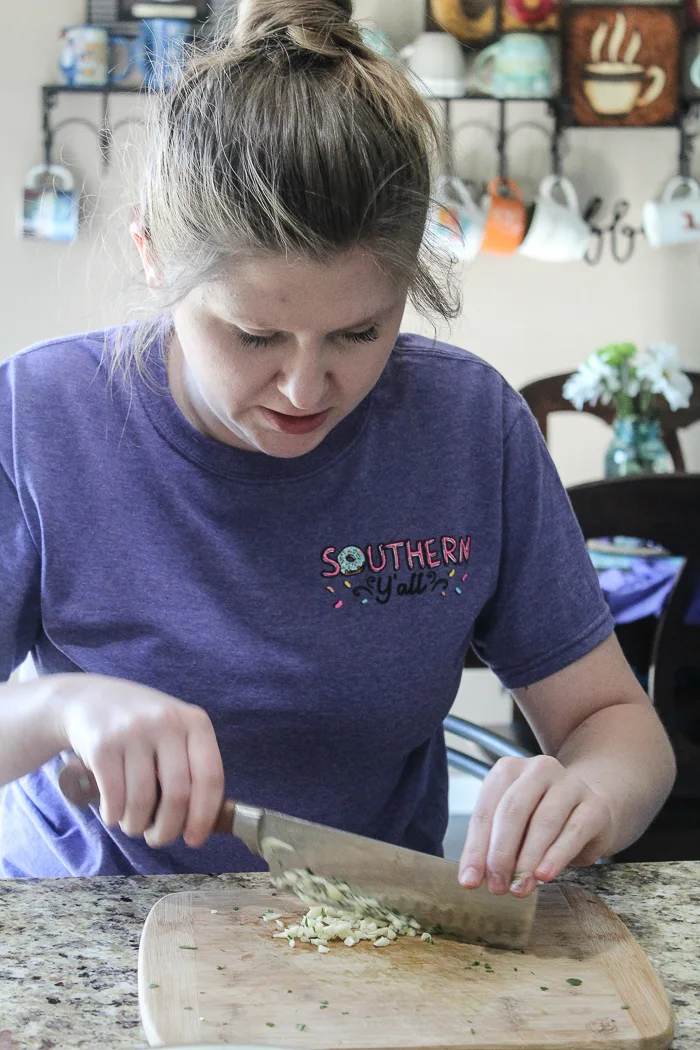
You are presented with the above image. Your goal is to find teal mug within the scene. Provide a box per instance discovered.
[472,33,552,98]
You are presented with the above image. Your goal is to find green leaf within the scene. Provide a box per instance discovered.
[148,983,159,989]
[266,1022,276,1028]
[178,945,197,950]
[216,965,225,971]
[567,978,583,986]
[297,1024,307,1031]
[540,986,549,991]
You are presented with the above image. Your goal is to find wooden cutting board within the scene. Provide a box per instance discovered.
[138,885,673,1049]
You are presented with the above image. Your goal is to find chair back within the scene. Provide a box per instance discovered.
[520,372,700,473]
[567,475,700,797]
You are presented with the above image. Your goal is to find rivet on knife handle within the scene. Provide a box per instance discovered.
[57,756,237,836]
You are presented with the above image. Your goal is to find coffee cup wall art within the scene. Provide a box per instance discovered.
[565,6,680,126]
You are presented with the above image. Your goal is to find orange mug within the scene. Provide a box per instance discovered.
[481,178,527,255]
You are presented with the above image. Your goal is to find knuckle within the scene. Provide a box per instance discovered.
[493,756,524,777]
[530,755,562,776]
[469,809,493,831]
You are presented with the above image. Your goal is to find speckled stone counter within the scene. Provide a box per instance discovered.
[0,863,697,1050]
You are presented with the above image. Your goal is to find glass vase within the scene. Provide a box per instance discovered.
[604,416,674,478]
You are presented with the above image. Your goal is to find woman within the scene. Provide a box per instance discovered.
[0,0,674,890]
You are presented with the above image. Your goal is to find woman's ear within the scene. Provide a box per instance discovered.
[130,217,162,289]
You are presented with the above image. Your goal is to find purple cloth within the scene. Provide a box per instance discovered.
[0,329,614,877]
[598,560,682,624]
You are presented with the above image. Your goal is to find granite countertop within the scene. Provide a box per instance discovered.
[0,862,697,1050]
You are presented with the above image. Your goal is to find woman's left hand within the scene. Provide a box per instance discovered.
[458,755,614,898]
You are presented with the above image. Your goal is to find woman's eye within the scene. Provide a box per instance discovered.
[238,331,276,348]
[344,326,379,344]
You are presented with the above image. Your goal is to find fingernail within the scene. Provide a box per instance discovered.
[459,865,481,887]
[488,873,507,894]
[510,873,534,896]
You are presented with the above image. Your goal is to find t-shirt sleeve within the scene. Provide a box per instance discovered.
[471,397,614,690]
[0,403,41,683]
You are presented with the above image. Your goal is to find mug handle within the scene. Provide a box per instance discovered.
[539,174,581,213]
[472,44,500,93]
[487,176,523,201]
[441,174,480,212]
[636,65,665,108]
[662,175,700,203]
[109,35,136,84]
[25,164,75,193]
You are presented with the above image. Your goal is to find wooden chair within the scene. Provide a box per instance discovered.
[567,474,700,861]
[450,475,700,862]
[519,371,700,473]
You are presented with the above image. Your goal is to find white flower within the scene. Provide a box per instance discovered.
[635,343,692,410]
[563,352,621,409]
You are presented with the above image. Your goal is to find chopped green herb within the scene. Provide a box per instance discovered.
[513,967,518,971]
[567,978,583,987]
[621,1004,630,1010]
[288,990,293,994]
[471,1028,476,1036]
[233,906,239,911]
[179,945,197,950]
[296,1024,307,1031]
[320,1000,329,1006]
[472,961,480,967]
[216,965,225,971]
[266,1022,276,1028]
[149,983,159,989]
[540,987,549,992]
[184,1006,193,1011]
[342,1012,349,1016]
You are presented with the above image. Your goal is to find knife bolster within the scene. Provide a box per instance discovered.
[231,802,263,856]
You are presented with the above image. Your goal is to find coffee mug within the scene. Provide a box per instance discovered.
[689,49,700,90]
[481,178,527,255]
[361,27,396,61]
[642,176,700,248]
[400,32,468,98]
[472,33,552,98]
[428,175,486,262]
[582,61,665,118]
[139,18,192,91]
[519,176,590,263]
[59,25,135,87]
[19,165,79,243]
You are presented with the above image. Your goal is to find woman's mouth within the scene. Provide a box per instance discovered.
[260,407,330,435]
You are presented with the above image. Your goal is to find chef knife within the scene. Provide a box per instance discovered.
[58,755,537,950]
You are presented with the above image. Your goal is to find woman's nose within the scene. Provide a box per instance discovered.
[277,347,329,411]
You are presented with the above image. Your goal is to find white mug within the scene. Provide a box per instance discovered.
[400,32,467,99]
[519,176,590,263]
[19,165,79,243]
[642,176,700,248]
[428,175,485,261]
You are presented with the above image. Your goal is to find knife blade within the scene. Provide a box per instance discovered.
[58,755,537,950]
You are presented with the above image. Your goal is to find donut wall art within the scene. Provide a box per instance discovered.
[429,0,559,44]
[565,5,681,126]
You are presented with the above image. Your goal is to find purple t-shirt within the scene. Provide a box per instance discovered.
[0,328,613,877]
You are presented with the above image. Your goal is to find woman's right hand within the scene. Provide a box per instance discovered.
[54,674,224,849]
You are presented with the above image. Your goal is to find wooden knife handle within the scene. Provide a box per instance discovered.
[57,756,235,836]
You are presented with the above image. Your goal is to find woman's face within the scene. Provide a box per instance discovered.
[165,248,407,458]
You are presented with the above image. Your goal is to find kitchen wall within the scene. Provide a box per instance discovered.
[1,0,699,485]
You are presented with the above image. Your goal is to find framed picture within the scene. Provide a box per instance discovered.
[565,5,680,126]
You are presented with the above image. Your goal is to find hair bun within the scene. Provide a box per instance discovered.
[233,0,358,60]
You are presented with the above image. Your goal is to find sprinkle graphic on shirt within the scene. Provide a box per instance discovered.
[321,535,471,609]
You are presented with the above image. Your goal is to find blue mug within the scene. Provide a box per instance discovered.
[59,25,135,86]
[472,33,552,99]
[139,19,192,90]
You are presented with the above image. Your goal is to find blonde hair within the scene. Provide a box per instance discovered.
[114,0,459,378]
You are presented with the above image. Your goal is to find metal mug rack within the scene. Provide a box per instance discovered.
[441,94,700,264]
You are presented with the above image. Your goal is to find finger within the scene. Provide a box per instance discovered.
[88,746,126,828]
[458,757,525,889]
[533,799,607,882]
[144,735,192,848]
[508,781,585,897]
[182,709,225,848]
[486,757,564,893]
[121,738,160,837]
